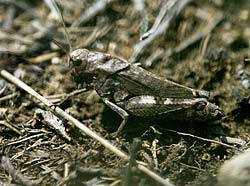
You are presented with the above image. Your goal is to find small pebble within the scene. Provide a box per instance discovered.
[242,79,250,89]
[239,10,249,21]
[218,150,250,186]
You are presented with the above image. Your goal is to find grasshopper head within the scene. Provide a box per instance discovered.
[70,48,130,88]
[70,48,89,68]
[69,48,111,74]
[69,48,95,88]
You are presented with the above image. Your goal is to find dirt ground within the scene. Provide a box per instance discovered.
[0,0,250,186]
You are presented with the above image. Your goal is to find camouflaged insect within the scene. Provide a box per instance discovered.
[70,49,224,135]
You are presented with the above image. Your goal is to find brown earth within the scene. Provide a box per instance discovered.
[0,0,250,186]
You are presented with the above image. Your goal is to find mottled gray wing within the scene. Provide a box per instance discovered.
[117,65,202,99]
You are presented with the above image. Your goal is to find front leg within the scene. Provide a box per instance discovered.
[102,98,129,136]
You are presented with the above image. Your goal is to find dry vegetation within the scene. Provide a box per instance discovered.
[0,0,250,186]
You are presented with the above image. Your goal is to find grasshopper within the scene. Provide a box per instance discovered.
[69,49,224,135]
[51,1,224,135]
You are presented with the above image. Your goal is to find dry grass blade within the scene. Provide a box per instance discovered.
[165,129,242,152]
[130,0,192,63]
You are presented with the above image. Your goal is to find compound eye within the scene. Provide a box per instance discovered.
[72,59,82,66]
[195,101,207,110]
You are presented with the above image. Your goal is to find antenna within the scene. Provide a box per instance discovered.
[50,0,72,53]
[52,38,68,55]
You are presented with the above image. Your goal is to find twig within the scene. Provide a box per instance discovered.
[199,33,211,58]
[5,133,46,146]
[178,162,205,172]
[0,69,175,186]
[29,52,58,64]
[45,88,87,99]
[140,0,175,40]
[0,120,23,136]
[130,0,192,63]
[63,162,69,186]
[0,92,18,102]
[164,129,242,152]
[0,120,22,136]
[45,88,87,104]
